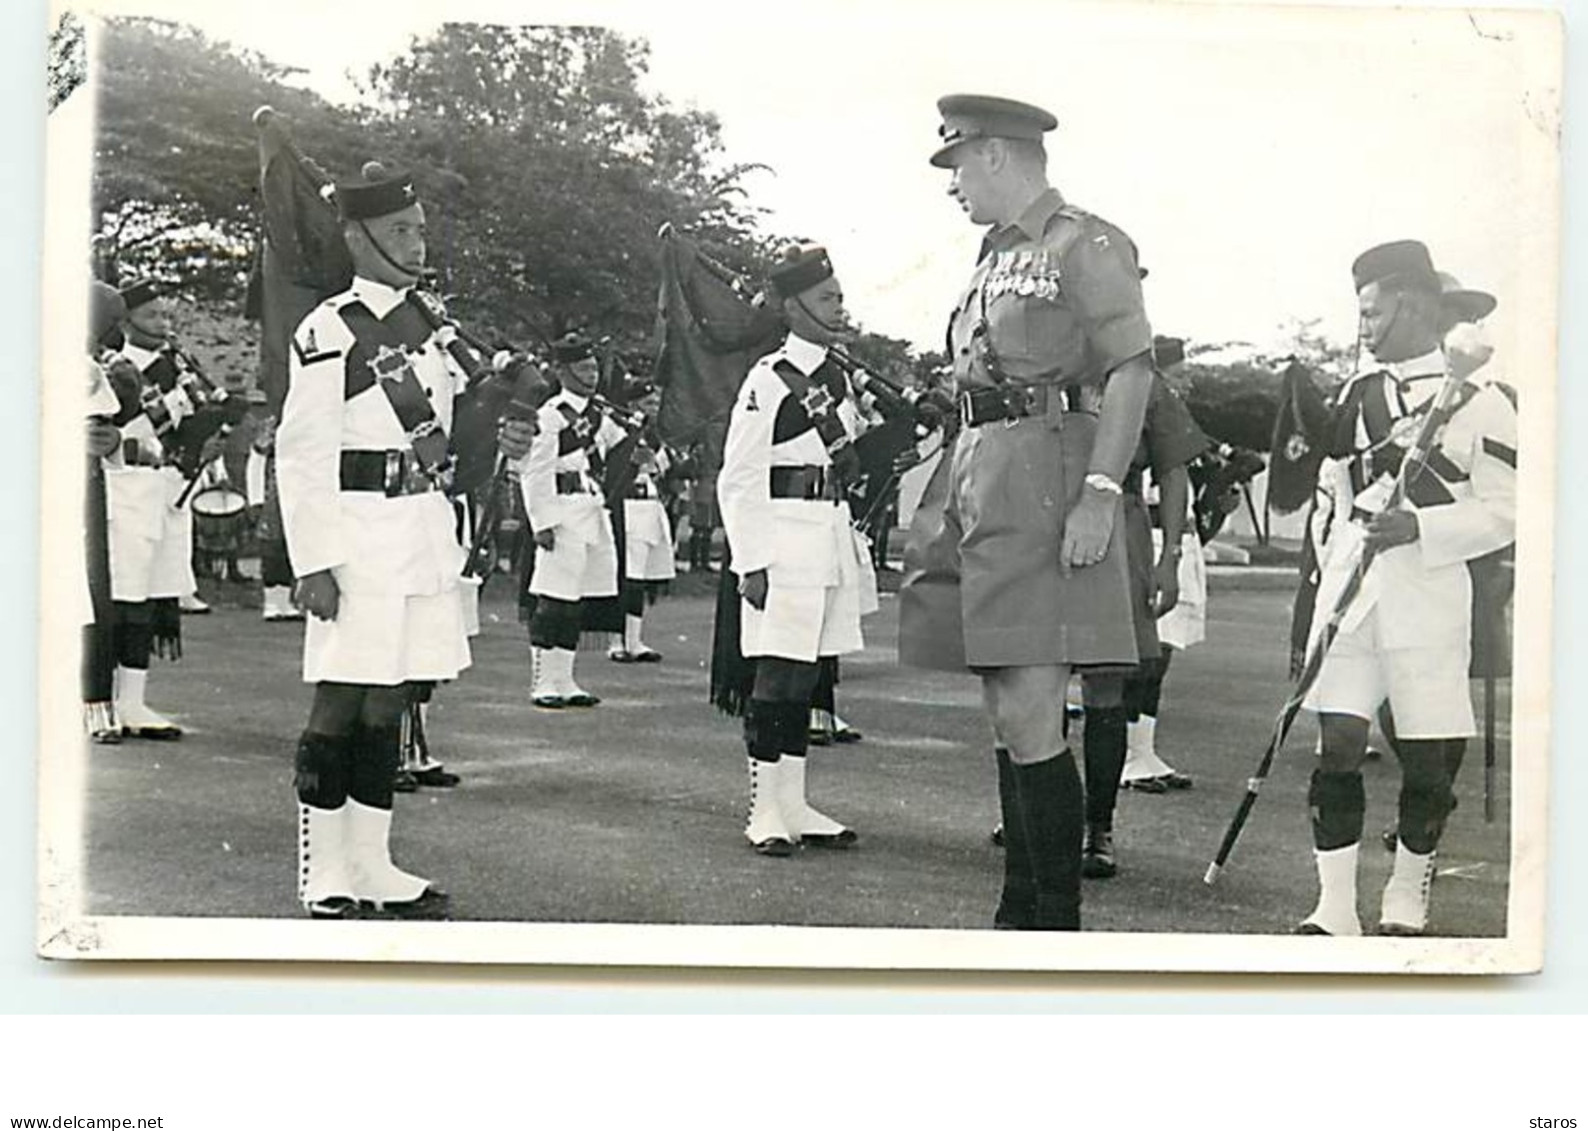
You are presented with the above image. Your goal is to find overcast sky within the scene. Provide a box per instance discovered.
[82,0,1561,366]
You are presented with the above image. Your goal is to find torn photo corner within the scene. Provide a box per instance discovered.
[34,0,1562,974]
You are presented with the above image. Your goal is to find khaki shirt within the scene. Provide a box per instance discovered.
[947,188,1151,392]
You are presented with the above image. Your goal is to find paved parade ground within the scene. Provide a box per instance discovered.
[75,573,1513,938]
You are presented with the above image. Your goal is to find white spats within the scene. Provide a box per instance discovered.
[297,803,354,910]
[778,755,852,840]
[114,666,182,735]
[744,757,794,855]
[1300,843,1363,937]
[344,799,431,907]
[1381,844,1437,936]
[1123,716,1175,781]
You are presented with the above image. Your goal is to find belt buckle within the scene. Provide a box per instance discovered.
[1003,386,1027,429]
[383,451,402,496]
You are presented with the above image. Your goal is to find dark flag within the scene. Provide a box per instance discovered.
[244,107,351,415]
[652,224,782,453]
[1266,358,1332,515]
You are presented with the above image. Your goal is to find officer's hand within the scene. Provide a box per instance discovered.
[533,527,556,551]
[293,570,340,621]
[1364,509,1419,553]
[739,569,769,611]
[86,419,120,458]
[1152,557,1181,617]
[1062,491,1117,570]
[498,417,536,461]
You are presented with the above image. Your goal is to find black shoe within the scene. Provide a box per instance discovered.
[532,694,567,709]
[807,727,834,747]
[305,896,362,920]
[1123,776,1169,794]
[413,766,461,788]
[360,887,451,920]
[752,837,796,858]
[1294,921,1333,936]
[801,829,858,849]
[1081,825,1117,879]
[122,724,183,741]
[832,726,863,744]
[563,691,601,708]
[393,769,419,793]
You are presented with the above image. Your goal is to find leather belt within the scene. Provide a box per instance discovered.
[556,470,592,495]
[769,465,841,501]
[959,384,1053,427]
[339,450,436,497]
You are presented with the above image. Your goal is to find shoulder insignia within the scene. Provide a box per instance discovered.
[745,389,759,412]
[292,325,341,367]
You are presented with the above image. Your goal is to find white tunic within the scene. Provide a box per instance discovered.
[102,341,198,602]
[718,333,874,661]
[1306,348,1517,657]
[277,276,473,685]
[516,389,627,601]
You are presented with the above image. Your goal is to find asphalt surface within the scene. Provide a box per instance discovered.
[80,571,1513,937]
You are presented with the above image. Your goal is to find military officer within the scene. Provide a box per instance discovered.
[718,244,871,856]
[900,95,1155,930]
[277,166,533,918]
[1296,240,1516,937]
[516,332,631,708]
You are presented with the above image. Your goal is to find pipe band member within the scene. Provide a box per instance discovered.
[718,244,876,856]
[277,163,534,918]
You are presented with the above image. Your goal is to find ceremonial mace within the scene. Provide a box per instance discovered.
[1205,361,1476,885]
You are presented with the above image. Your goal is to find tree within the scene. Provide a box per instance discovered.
[356,24,770,348]
[46,10,86,112]
[93,18,373,298]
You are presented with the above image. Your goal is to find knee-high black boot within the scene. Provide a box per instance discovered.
[1011,751,1085,931]
[994,747,1034,929]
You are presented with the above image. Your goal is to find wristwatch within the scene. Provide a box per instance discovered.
[1084,472,1124,496]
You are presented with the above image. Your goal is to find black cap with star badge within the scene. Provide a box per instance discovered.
[768,244,834,300]
[1351,239,1440,295]
[118,277,162,311]
[1152,335,1187,369]
[551,331,596,365]
[930,94,1058,168]
[336,161,419,222]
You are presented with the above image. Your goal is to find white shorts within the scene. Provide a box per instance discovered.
[741,522,868,662]
[529,525,619,602]
[623,498,678,582]
[1304,613,1475,738]
[303,585,472,686]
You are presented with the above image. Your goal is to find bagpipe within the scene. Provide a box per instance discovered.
[155,346,250,507]
[1205,361,1479,885]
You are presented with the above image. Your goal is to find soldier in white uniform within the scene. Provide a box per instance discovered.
[1297,240,1516,937]
[718,245,872,856]
[102,279,229,739]
[83,282,127,744]
[517,333,631,708]
[609,380,677,663]
[277,168,533,919]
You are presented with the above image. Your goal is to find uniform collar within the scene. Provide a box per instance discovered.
[349,274,411,316]
[1391,348,1446,382]
[782,332,829,373]
[1007,188,1066,243]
